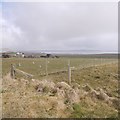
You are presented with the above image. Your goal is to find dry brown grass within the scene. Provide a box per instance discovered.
[2,63,118,118]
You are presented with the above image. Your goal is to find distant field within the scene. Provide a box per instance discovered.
[2,57,118,79]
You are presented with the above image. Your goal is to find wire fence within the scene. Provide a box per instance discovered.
[7,57,118,81]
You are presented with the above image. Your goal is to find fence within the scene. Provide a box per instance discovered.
[10,64,34,79]
[9,57,118,85]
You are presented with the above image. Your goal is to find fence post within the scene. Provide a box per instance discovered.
[11,64,15,79]
[68,60,71,85]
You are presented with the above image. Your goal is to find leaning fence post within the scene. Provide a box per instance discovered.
[11,64,15,79]
[68,60,71,85]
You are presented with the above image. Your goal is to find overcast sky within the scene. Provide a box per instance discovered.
[1,2,118,52]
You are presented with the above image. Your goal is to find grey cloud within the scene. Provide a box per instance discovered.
[2,2,118,52]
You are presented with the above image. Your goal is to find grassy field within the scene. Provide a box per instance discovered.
[1,57,119,118]
[2,57,117,79]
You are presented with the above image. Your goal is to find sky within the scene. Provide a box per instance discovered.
[1,2,118,53]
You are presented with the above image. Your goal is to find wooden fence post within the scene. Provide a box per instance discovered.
[11,64,15,79]
[68,60,71,85]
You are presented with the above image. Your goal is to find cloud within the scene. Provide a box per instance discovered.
[1,17,22,49]
[2,2,118,52]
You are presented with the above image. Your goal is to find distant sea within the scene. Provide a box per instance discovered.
[22,50,118,55]
[0,49,118,55]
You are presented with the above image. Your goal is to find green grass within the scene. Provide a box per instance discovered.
[70,103,84,118]
[2,57,117,79]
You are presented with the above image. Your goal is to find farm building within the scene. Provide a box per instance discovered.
[2,53,10,58]
[16,52,25,58]
[2,52,16,58]
[40,53,59,58]
[1,52,25,58]
[1,51,59,58]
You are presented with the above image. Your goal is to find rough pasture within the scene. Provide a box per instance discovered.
[2,57,117,80]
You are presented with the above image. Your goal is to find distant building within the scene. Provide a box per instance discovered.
[2,53,10,58]
[40,53,59,58]
[1,52,25,58]
[1,51,59,59]
[2,52,15,58]
[16,52,25,58]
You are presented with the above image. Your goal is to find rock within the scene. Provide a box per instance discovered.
[89,89,100,99]
[35,80,55,93]
[36,81,80,104]
[56,88,66,99]
[89,88,111,104]
[56,82,80,104]
[97,88,110,101]
[56,82,72,90]
[66,89,80,104]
